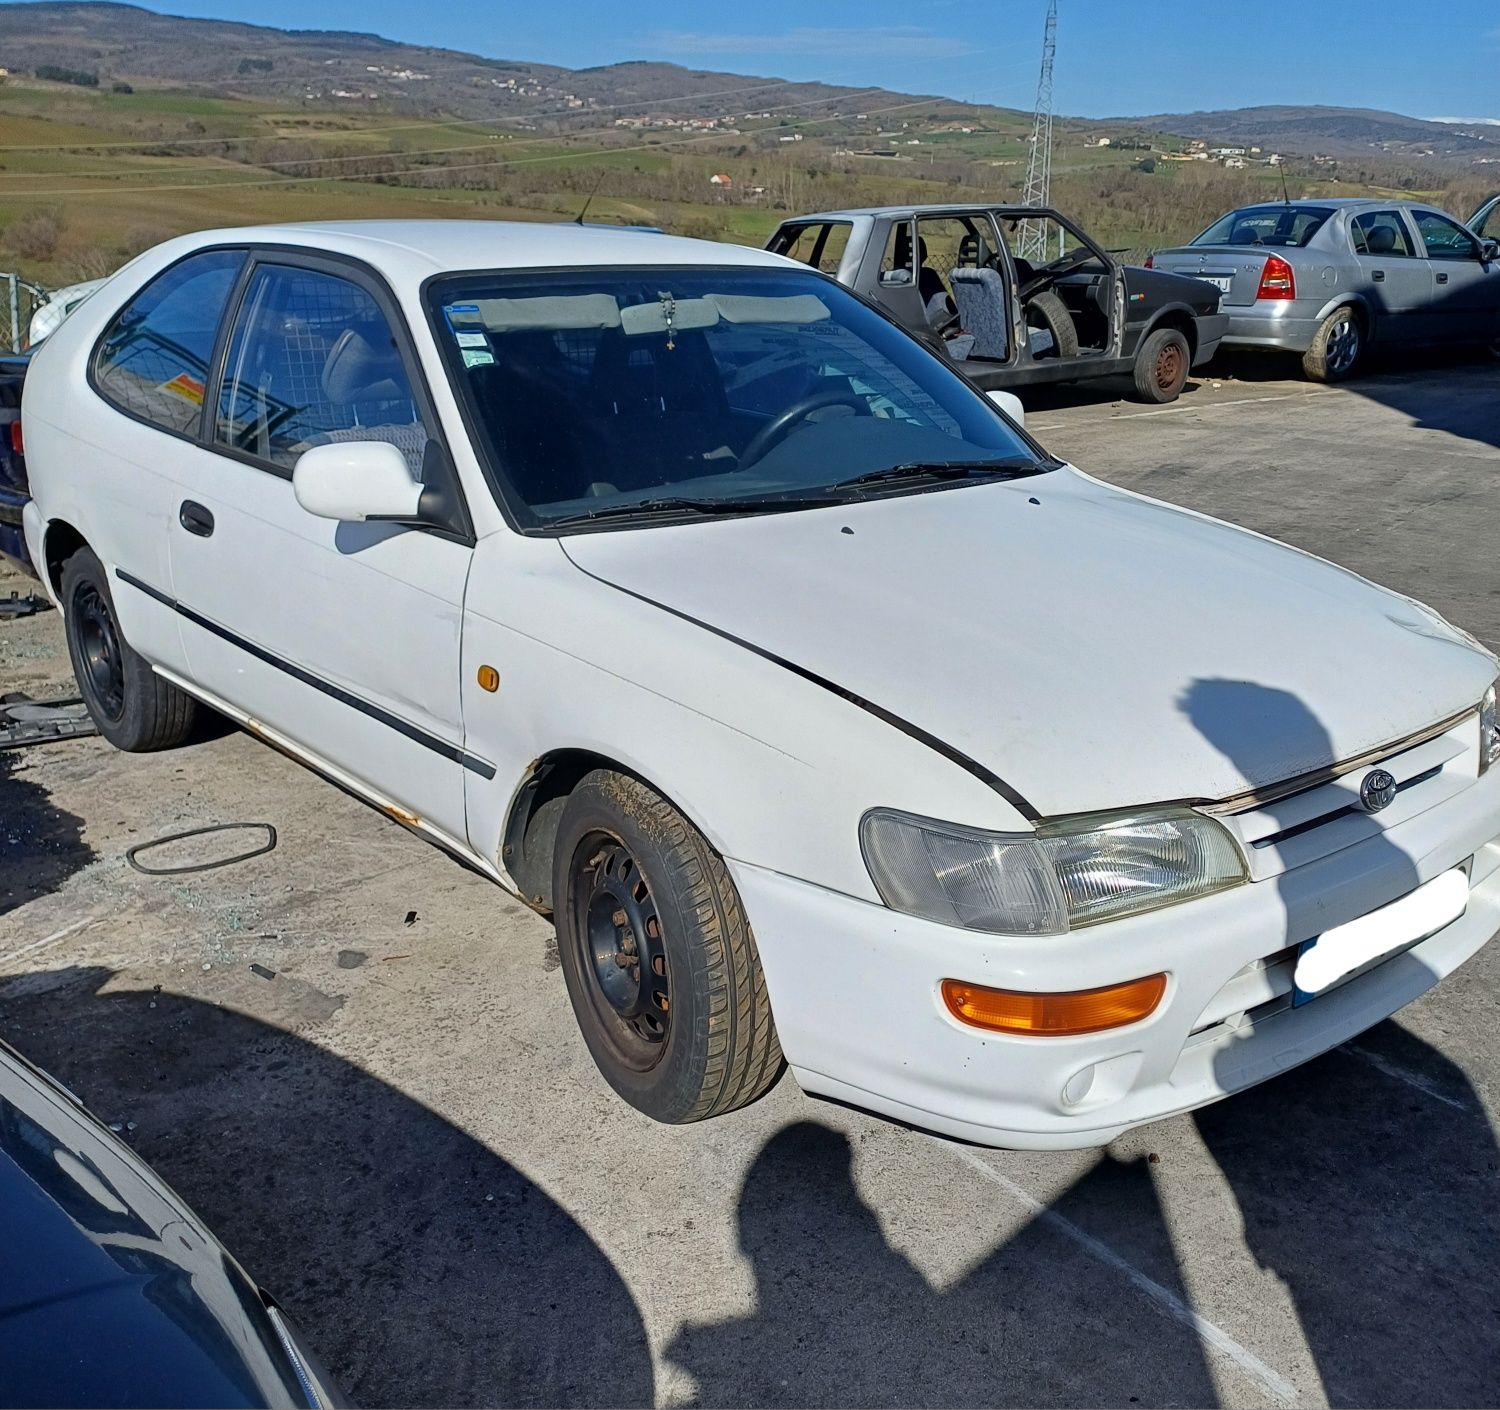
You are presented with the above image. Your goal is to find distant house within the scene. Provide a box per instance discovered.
[1224,156,1246,169]
[708,173,733,186]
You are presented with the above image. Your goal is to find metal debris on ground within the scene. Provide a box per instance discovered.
[403,909,418,926]
[0,590,51,619]
[125,822,278,876]
[0,693,96,749]
[249,963,276,981]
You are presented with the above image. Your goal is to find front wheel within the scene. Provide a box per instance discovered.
[1132,326,1191,403]
[552,770,783,1124]
[61,546,197,752]
[1302,307,1362,382]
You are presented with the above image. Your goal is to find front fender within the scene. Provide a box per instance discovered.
[458,533,1028,902]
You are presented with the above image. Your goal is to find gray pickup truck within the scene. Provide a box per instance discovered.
[767,203,1228,403]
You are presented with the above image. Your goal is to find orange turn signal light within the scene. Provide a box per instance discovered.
[940,973,1167,1037]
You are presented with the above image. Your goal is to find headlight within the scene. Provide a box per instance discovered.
[861,806,1246,935]
[1482,682,1500,776]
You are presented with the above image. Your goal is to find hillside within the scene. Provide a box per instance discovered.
[1119,105,1498,161]
[0,2,963,127]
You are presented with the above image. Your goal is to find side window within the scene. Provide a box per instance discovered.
[215,265,428,475]
[776,222,851,274]
[879,220,917,285]
[1413,210,1478,261]
[93,250,243,436]
[1350,211,1415,258]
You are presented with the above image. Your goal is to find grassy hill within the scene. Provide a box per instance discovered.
[0,2,1490,304]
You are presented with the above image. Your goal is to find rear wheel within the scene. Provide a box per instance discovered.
[1302,306,1362,382]
[1023,291,1079,360]
[1132,326,1191,403]
[552,770,783,1124]
[61,546,197,752]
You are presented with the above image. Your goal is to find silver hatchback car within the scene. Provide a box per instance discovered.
[1149,198,1500,380]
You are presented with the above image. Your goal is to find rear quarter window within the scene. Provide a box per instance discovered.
[93,249,243,436]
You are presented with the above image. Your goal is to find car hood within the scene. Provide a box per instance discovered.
[562,469,1496,818]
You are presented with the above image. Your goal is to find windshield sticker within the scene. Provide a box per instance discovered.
[445,303,483,327]
[460,347,495,369]
[454,330,489,348]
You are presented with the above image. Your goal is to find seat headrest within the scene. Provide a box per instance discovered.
[1229,225,1260,244]
[322,326,408,404]
[1366,224,1398,253]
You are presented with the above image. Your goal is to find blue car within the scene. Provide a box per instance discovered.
[0,1038,342,1408]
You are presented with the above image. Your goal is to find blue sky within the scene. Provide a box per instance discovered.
[12,0,1498,120]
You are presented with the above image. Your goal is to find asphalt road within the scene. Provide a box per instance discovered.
[2,354,1498,1408]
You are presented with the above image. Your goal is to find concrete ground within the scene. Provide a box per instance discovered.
[2,353,1498,1408]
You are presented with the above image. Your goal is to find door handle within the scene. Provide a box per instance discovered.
[1435,271,1449,284]
[1372,270,1385,282]
[179,500,215,537]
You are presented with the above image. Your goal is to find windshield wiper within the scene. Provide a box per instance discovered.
[830,458,1045,492]
[548,492,844,527]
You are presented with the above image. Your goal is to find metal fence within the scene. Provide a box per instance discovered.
[0,273,50,354]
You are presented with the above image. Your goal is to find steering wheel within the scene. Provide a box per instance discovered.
[739,388,871,468]
[1018,246,1098,302]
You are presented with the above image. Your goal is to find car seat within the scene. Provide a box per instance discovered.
[949,267,1010,360]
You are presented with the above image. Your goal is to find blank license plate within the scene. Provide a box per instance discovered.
[1293,866,1469,1006]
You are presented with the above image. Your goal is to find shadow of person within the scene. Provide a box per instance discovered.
[1181,678,1500,1405]
[666,1121,1217,1407]
[0,749,94,916]
[0,965,653,1409]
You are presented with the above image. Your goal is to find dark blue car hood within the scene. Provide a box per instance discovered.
[0,1045,312,1409]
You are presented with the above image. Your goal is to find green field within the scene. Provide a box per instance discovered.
[0,74,1484,292]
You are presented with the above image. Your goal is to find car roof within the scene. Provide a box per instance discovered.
[1229,198,1418,210]
[781,204,1044,222]
[148,219,795,281]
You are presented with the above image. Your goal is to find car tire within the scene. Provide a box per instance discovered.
[1132,326,1191,403]
[1023,291,1079,360]
[61,546,197,751]
[1302,306,1362,382]
[552,769,783,1124]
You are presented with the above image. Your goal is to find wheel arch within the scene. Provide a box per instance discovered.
[1141,304,1199,359]
[501,747,718,917]
[41,517,88,599]
[1315,293,1370,335]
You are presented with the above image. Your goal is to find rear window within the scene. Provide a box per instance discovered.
[1192,206,1334,249]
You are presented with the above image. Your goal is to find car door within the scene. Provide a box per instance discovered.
[168,253,477,841]
[863,218,929,333]
[84,249,246,673]
[1348,209,1429,344]
[1410,208,1498,343]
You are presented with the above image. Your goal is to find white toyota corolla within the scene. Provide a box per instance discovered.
[20,222,1500,1148]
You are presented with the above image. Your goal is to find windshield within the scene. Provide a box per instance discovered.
[429,266,1043,530]
[1192,205,1334,249]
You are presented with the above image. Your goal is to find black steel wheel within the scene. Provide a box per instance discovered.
[71,578,126,724]
[570,833,673,1069]
[60,545,197,752]
[552,769,783,1124]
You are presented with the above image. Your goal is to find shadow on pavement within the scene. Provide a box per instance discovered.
[1184,676,1500,1406]
[0,966,654,1409]
[666,1120,1217,1407]
[0,749,94,916]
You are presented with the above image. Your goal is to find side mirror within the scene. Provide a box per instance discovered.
[987,388,1025,429]
[293,441,424,523]
[1480,238,1499,264]
[880,268,913,286]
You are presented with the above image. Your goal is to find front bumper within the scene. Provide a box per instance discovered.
[732,765,1500,1149]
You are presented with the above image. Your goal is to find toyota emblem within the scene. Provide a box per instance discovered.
[1359,768,1397,813]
